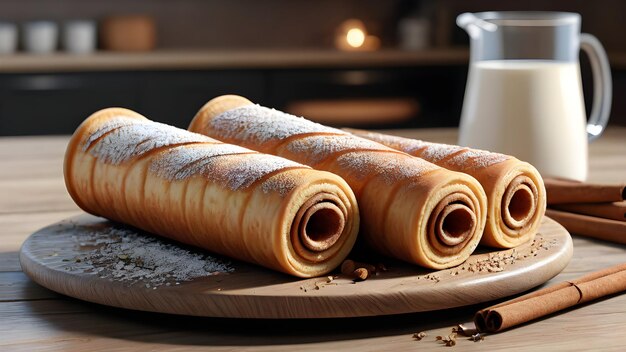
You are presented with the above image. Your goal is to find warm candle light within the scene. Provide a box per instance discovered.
[335,19,380,51]
[346,27,365,48]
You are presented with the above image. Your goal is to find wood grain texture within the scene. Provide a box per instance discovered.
[0,253,21,272]
[0,272,59,301]
[1,127,625,351]
[0,178,78,214]
[0,211,81,272]
[19,214,571,319]
[0,211,82,252]
[1,290,625,352]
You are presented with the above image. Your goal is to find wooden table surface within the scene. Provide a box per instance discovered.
[1,127,625,351]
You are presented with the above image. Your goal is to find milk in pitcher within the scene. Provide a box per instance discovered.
[459,60,588,181]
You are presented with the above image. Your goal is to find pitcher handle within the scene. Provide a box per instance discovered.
[580,33,612,141]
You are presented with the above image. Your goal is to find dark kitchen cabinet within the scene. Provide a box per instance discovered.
[0,70,266,136]
[268,66,467,128]
[0,73,140,135]
[138,70,266,129]
[0,65,468,136]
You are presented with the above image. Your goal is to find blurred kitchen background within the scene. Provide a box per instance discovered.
[1,0,626,135]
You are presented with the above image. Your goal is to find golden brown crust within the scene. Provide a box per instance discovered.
[348,129,546,248]
[189,95,489,269]
[64,108,360,277]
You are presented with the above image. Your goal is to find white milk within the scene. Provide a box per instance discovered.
[459,60,588,181]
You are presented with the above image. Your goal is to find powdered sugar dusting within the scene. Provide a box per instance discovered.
[202,153,306,190]
[150,144,251,181]
[88,119,214,165]
[83,116,137,150]
[358,132,511,170]
[418,143,466,163]
[83,114,309,191]
[444,149,510,170]
[70,224,233,288]
[362,132,464,162]
[336,151,438,185]
[261,172,301,197]
[210,105,344,145]
[286,134,391,165]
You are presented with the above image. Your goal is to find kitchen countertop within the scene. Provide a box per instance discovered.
[3,49,626,73]
[1,127,625,351]
[0,48,470,73]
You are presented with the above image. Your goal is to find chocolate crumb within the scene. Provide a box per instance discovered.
[470,333,485,342]
[412,332,427,341]
[352,267,369,281]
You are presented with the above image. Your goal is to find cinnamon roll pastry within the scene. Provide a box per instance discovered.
[349,130,546,248]
[189,95,488,269]
[64,108,359,277]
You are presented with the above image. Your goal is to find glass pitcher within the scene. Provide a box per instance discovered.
[457,12,612,181]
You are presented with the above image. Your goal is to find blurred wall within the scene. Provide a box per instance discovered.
[1,0,625,51]
[1,0,625,130]
[0,0,402,49]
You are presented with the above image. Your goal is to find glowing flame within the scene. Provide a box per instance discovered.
[346,27,365,48]
[335,19,379,51]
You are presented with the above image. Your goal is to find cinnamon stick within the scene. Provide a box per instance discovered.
[475,263,626,333]
[544,178,625,204]
[551,201,626,222]
[546,209,626,245]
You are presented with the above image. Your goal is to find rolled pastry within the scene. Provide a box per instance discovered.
[64,108,359,277]
[349,130,546,248]
[189,95,488,269]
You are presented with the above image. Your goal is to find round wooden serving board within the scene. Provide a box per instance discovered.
[20,214,572,319]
